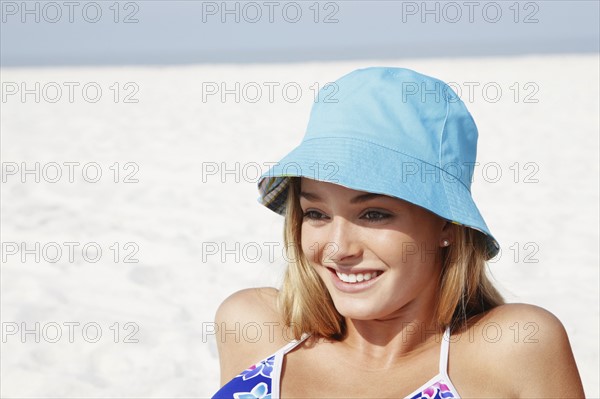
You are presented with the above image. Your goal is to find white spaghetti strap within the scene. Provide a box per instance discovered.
[272,333,311,399]
[438,326,451,376]
[280,333,311,354]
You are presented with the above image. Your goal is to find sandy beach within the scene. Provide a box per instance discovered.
[1,54,598,397]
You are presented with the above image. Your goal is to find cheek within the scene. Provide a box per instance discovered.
[365,229,410,257]
[406,214,445,248]
[300,224,319,262]
[406,234,441,265]
[371,230,438,271]
[300,225,337,267]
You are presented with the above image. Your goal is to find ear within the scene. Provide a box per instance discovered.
[439,221,455,247]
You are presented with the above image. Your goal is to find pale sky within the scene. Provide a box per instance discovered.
[1,0,599,66]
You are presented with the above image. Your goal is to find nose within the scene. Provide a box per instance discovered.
[323,216,363,265]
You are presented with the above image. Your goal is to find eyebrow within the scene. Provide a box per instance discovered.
[299,191,385,204]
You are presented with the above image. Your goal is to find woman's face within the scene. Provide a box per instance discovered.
[299,177,451,321]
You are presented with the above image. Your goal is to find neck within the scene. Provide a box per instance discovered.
[338,295,444,369]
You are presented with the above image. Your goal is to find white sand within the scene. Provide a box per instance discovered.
[1,54,598,397]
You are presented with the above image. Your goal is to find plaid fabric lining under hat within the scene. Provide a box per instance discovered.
[259,176,289,215]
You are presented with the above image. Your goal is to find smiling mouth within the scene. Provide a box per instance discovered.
[327,268,383,284]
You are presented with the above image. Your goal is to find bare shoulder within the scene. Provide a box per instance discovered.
[457,303,584,398]
[214,287,288,385]
[481,302,562,323]
[471,303,567,339]
[475,303,575,349]
[215,287,281,326]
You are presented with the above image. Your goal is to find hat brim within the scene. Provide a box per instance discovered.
[258,137,499,259]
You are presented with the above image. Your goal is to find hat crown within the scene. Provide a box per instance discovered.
[257,66,499,259]
[305,67,478,190]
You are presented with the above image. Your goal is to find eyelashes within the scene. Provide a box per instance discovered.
[362,210,392,221]
[302,210,325,220]
[302,209,392,222]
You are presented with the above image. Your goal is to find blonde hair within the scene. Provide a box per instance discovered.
[277,177,504,340]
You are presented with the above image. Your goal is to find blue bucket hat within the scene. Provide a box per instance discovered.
[257,67,499,259]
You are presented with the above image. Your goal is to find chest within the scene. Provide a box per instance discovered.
[278,341,509,398]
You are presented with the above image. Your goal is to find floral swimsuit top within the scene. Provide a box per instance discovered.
[212,327,460,399]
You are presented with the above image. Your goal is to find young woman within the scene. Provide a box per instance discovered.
[212,67,584,398]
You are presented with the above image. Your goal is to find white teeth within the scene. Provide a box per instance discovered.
[335,271,380,283]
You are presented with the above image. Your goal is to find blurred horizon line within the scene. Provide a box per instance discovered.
[2,38,598,69]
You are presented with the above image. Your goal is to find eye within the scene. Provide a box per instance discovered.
[302,210,327,220]
[361,210,391,221]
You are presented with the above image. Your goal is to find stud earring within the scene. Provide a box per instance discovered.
[442,240,450,247]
